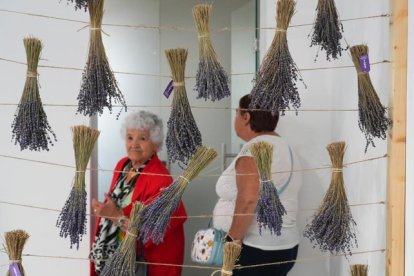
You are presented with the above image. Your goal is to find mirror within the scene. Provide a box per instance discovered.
[95,1,257,275]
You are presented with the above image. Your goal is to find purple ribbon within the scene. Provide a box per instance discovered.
[9,263,22,276]
[163,80,174,99]
[358,54,370,73]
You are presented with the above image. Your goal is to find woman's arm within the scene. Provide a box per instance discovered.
[227,156,260,241]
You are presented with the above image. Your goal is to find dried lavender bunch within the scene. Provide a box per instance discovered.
[310,0,346,61]
[101,202,145,276]
[304,142,357,255]
[250,0,304,114]
[140,146,217,244]
[350,45,391,152]
[4,230,30,276]
[250,141,286,235]
[11,37,57,151]
[165,48,202,165]
[57,125,100,249]
[64,0,89,10]
[351,264,368,276]
[77,0,127,118]
[192,4,230,102]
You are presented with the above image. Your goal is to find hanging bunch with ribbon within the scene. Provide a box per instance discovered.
[250,141,286,235]
[192,3,230,102]
[350,44,391,152]
[11,37,57,151]
[351,264,368,276]
[77,0,127,118]
[304,141,357,255]
[249,0,304,114]
[57,125,100,249]
[310,0,346,61]
[140,146,217,244]
[4,230,29,276]
[165,48,203,165]
[101,202,145,276]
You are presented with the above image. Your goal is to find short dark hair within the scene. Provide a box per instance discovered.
[239,94,279,132]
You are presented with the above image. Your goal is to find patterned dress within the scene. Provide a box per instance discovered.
[89,159,149,274]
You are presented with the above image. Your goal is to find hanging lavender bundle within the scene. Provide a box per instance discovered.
[192,4,230,101]
[310,0,346,61]
[165,48,202,165]
[140,146,217,244]
[11,37,57,151]
[350,45,391,152]
[304,142,357,255]
[4,230,29,276]
[250,0,304,114]
[65,0,89,10]
[351,264,368,276]
[250,141,286,235]
[57,125,100,249]
[101,202,144,276]
[77,0,127,118]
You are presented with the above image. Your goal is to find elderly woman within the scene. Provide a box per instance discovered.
[213,95,302,276]
[89,111,187,276]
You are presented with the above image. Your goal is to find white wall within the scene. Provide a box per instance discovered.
[260,1,389,275]
[0,1,91,275]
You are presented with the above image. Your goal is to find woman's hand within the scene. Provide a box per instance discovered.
[92,193,124,225]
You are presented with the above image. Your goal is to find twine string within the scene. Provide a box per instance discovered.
[0,56,391,78]
[211,269,233,276]
[172,82,185,87]
[26,71,38,78]
[0,153,387,178]
[0,248,385,270]
[179,175,190,183]
[126,230,137,238]
[0,9,390,32]
[0,200,385,221]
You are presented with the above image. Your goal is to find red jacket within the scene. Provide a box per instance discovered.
[90,154,187,276]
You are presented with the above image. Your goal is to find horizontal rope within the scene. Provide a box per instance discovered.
[0,200,385,221]
[0,102,368,112]
[0,56,391,78]
[0,153,387,178]
[0,248,386,270]
[0,9,390,32]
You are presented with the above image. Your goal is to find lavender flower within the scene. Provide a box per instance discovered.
[310,0,346,61]
[249,0,304,114]
[139,182,184,244]
[165,48,202,165]
[11,37,57,151]
[76,0,127,118]
[303,142,358,255]
[56,186,87,249]
[140,146,217,244]
[64,0,89,11]
[257,180,286,235]
[193,4,230,101]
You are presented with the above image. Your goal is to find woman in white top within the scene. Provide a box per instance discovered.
[213,94,301,276]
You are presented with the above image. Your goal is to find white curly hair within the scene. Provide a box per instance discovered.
[120,111,164,151]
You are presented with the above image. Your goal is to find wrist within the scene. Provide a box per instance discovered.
[224,233,242,244]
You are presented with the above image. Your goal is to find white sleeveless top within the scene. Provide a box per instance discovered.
[212,135,302,250]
